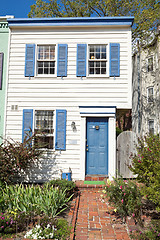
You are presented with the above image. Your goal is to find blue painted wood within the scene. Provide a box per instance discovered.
[86,118,108,175]
[55,109,67,150]
[57,44,68,77]
[22,109,33,143]
[77,44,86,77]
[8,17,134,27]
[25,44,35,77]
[109,43,120,77]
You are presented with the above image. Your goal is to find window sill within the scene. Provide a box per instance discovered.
[87,75,109,78]
[35,75,57,78]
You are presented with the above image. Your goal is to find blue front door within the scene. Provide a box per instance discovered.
[86,117,108,175]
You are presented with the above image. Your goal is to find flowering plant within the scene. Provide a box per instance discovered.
[130,134,160,211]
[104,177,142,223]
[24,224,56,239]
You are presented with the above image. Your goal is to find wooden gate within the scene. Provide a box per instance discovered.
[117,131,137,178]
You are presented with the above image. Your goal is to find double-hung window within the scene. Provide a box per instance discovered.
[88,45,107,75]
[148,120,154,135]
[37,45,55,75]
[34,110,54,149]
[148,57,153,72]
[147,87,154,103]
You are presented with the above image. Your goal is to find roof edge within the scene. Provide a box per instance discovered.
[8,16,134,27]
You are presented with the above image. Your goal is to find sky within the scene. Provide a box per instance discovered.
[0,0,36,18]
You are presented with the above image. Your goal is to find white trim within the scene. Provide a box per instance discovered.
[80,117,86,180]
[35,44,57,77]
[87,43,109,78]
[108,117,116,179]
[79,106,116,180]
[3,28,11,140]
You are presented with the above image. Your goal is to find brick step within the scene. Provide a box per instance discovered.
[85,175,108,181]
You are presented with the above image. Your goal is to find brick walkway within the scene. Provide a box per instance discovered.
[75,187,135,240]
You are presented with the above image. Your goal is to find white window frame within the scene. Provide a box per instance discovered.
[34,109,55,150]
[87,44,109,77]
[147,87,154,103]
[148,119,154,135]
[147,56,153,72]
[36,44,57,77]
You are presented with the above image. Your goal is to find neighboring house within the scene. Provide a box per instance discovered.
[0,16,14,143]
[5,17,134,182]
[132,27,160,136]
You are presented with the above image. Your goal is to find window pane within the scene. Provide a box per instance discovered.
[90,46,94,52]
[101,68,106,74]
[96,52,100,59]
[101,46,106,52]
[96,68,100,74]
[96,62,100,67]
[96,46,100,53]
[101,62,106,68]
[89,62,94,67]
[89,68,94,74]
[38,68,43,74]
[101,52,106,59]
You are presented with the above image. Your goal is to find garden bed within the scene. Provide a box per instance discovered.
[0,179,79,240]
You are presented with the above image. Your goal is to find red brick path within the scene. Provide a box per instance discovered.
[75,188,134,240]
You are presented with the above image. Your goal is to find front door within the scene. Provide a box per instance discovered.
[86,117,108,175]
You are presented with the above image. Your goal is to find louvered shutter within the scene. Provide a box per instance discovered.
[22,109,33,144]
[57,44,67,77]
[110,43,120,77]
[25,44,35,77]
[55,110,67,150]
[77,44,86,77]
[0,53,4,89]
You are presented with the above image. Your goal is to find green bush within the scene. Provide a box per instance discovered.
[130,134,160,211]
[104,178,142,223]
[130,220,160,239]
[45,179,76,197]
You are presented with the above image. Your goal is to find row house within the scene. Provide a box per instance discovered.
[5,17,134,182]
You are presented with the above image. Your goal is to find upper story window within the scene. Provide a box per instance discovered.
[37,46,55,75]
[148,57,153,72]
[34,110,54,149]
[148,120,154,135]
[88,45,107,75]
[147,87,154,103]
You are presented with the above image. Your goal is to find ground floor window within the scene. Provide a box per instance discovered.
[34,110,54,149]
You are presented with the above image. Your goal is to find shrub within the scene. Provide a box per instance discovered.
[130,219,160,239]
[0,136,43,183]
[45,179,76,197]
[104,178,142,223]
[130,134,160,211]
[0,210,30,236]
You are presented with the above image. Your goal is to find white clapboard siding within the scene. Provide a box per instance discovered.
[6,24,132,181]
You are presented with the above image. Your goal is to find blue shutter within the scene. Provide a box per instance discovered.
[25,44,35,77]
[22,109,33,143]
[55,110,67,150]
[57,44,67,77]
[110,43,120,77]
[0,52,4,89]
[77,44,86,77]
